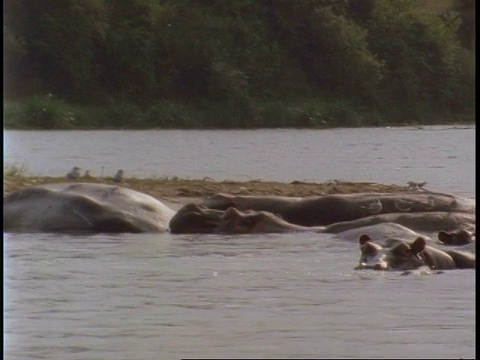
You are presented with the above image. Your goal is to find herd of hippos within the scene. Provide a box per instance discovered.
[4,174,476,273]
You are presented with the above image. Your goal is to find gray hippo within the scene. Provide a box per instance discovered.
[323,211,475,235]
[203,191,474,226]
[170,204,327,234]
[170,202,474,237]
[214,208,440,240]
[4,183,176,233]
[214,207,325,234]
[329,222,431,243]
[356,235,475,271]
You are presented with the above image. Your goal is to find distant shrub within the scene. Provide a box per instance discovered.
[143,100,196,128]
[7,95,76,129]
[96,101,144,128]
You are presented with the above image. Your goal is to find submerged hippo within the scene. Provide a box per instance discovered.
[169,204,325,234]
[171,202,475,236]
[323,211,475,235]
[356,235,475,271]
[437,229,475,246]
[203,191,474,226]
[214,207,325,234]
[169,203,226,234]
[4,183,176,233]
[329,222,430,243]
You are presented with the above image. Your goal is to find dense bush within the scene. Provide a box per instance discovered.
[5,95,76,129]
[3,0,475,129]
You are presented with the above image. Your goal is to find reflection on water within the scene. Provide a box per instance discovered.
[4,232,475,359]
[3,126,476,359]
[4,125,475,198]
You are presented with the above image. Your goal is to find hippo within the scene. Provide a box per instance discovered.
[330,222,430,243]
[171,202,474,236]
[169,203,226,234]
[169,204,325,234]
[323,211,475,236]
[214,207,325,234]
[4,183,176,233]
[356,235,475,271]
[203,191,474,226]
[437,229,475,246]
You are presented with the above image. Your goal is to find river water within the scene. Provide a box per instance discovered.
[3,126,476,359]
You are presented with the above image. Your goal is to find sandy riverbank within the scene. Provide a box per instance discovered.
[4,175,409,205]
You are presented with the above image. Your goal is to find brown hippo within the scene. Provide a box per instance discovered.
[169,204,325,234]
[203,192,474,226]
[169,203,226,234]
[170,202,474,236]
[437,229,475,246]
[356,235,475,271]
[4,183,176,233]
[214,207,325,234]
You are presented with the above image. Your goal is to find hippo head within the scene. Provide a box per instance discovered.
[213,207,319,234]
[168,203,225,234]
[214,207,292,234]
[437,229,474,246]
[356,234,432,271]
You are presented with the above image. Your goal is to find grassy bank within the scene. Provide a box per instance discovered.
[3,96,475,130]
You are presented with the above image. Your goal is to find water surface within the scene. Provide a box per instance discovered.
[4,125,475,198]
[4,126,475,359]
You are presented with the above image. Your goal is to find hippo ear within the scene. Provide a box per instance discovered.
[437,230,452,244]
[224,207,242,219]
[410,237,427,254]
[359,234,372,245]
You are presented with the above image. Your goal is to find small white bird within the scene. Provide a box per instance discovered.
[66,166,81,180]
[407,181,427,191]
[394,198,416,212]
[112,169,124,183]
[359,199,383,215]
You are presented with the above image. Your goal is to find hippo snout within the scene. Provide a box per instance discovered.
[355,260,389,271]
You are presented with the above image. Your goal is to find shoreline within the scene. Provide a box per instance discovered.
[4,175,410,203]
[3,121,476,131]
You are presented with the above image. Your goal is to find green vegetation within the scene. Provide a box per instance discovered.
[3,0,475,129]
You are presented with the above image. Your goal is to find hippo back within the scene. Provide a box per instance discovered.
[4,183,176,233]
[331,222,428,243]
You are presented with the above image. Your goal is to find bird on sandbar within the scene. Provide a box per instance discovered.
[359,199,383,215]
[407,180,427,191]
[112,169,124,183]
[66,166,81,180]
[394,198,416,212]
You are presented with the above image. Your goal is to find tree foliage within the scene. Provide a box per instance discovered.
[3,0,475,128]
